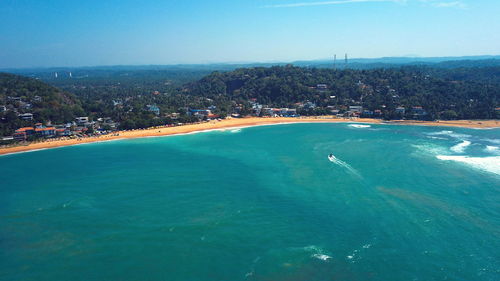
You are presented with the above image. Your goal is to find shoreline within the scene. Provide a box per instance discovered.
[1,117,498,156]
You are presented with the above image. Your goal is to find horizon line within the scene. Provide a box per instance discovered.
[1,54,499,71]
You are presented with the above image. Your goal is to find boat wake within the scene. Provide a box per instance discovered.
[328,154,362,178]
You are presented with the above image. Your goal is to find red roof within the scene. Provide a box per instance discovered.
[35,127,56,132]
[15,127,34,132]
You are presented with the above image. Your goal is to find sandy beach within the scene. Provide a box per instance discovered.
[1,117,498,156]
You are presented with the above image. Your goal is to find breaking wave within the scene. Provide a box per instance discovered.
[427,130,471,139]
[485,146,500,155]
[436,155,500,175]
[450,140,471,153]
[348,124,371,129]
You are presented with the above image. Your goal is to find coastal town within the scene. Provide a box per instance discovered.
[2,98,430,145]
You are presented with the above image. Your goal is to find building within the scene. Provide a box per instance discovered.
[14,127,35,141]
[76,117,89,125]
[362,110,374,117]
[349,106,363,113]
[412,106,427,118]
[396,107,406,114]
[7,96,21,102]
[35,127,56,137]
[280,108,298,117]
[146,105,160,116]
[167,113,180,119]
[316,84,328,90]
[189,109,211,118]
[18,113,33,121]
[0,105,6,112]
[56,128,72,136]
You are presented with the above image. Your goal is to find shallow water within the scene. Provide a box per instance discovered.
[1,123,499,281]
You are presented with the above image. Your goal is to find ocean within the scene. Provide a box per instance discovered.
[0,123,499,281]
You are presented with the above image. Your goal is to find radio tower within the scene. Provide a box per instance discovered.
[345,53,348,69]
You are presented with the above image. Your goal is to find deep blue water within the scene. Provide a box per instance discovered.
[1,123,499,281]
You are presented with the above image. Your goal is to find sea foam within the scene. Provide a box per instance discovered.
[427,130,471,139]
[450,140,471,153]
[436,155,500,175]
[485,146,500,155]
[348,124,371,128]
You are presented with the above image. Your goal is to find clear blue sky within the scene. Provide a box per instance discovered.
[1,0,499,68]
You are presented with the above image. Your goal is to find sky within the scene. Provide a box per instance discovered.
[0,0,499,68]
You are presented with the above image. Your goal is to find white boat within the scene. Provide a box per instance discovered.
[328,154,336,162]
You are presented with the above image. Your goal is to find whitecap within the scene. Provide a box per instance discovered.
[230,129,241,133]
[348,124,371,128]
[450,140,471,153]
[485,146,500,155]
[427,136,448,140]
[312,254,332,261]
[412,143,449,157]
[436,155,500,175]
[427,130,471,139]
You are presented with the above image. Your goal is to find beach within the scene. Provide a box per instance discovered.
[0,117,498,156]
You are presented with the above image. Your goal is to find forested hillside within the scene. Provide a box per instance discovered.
[1,65,499,138]
[187,66,500,119]
[0,73,84,136]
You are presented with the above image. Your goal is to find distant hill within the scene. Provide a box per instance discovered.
[0,73,85,136]
[3,56,499,85]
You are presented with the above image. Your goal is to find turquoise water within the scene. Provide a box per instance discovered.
[1,123,499,281]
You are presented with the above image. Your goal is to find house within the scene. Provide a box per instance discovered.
[362,110,374,117]
[33,96,42,102]
[316,84,328,90]
[396,107,406,114]
[7,96,21,102]
[349,106,363,113]
[167,113,180,119]
[280,108,298,117]
[412,106,428,118]
[18,113,33,121]
[20,102,32,110]
[76,117,89,125]
[189,109,211,118]
[146,104,160,116]
[0,105,6,112]
[412,106,425,114]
